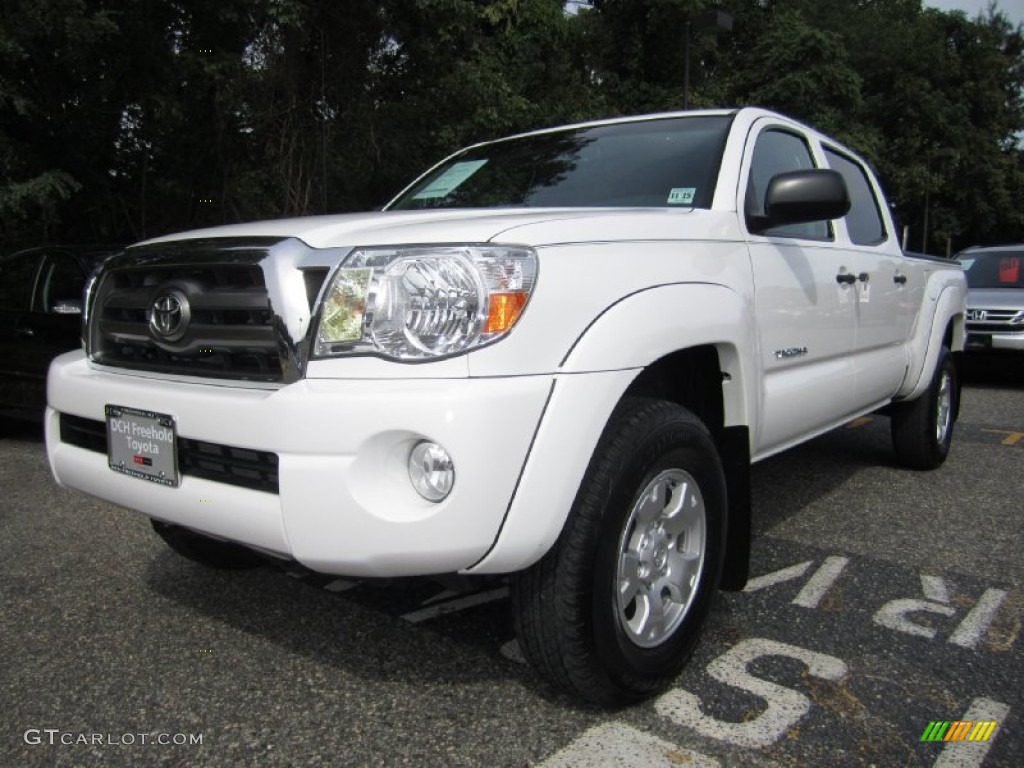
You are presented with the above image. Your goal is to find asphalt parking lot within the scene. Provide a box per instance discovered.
[1,354,1020,767]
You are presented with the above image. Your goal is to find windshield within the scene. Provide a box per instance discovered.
[960,249,1024,289]
[388,115,733,211]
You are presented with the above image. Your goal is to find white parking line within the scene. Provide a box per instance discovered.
[743,560,812,592]
[323,579,359,593]
[400,586,509,624]
[947,589,1008,649]
[538,722,722,768]
[419,588,460,605]
[656,638,848,749]
[932,698,1010,768]
[792,556,849,608]
[922,575,950,603]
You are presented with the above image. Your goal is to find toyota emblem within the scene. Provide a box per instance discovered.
[149,290,191,342]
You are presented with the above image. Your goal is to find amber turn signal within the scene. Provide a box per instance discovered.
[486,292,528,334]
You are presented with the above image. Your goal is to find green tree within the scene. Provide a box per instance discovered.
[581,0,735,113]
[366,0,602,205]
[721,0,1024,252]
[823,1,1024,251]
[726,6,865,139]
[3,0,1021,253]
[0,0,118,248]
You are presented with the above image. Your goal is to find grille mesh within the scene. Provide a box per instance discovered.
[966,308,1024,334]
[90,262,282,381]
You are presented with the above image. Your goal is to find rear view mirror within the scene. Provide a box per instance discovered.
[750,169,850,233]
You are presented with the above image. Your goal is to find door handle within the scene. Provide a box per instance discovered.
[893,273,907,285]
[835,272,857,285]
[857,272,869,283]
[16,326,35,338]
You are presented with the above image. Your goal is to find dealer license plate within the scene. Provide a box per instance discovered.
[106,405,179,487]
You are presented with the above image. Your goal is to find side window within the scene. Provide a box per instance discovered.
[824,147,887,245]
[0,251,43,311]
[746,129,829,240]
[34,253,86,313]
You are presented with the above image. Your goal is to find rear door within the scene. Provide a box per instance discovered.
[822,146,924,406]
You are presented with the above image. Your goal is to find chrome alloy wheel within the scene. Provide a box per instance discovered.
[935,368,954,444]
[615,468,706,648]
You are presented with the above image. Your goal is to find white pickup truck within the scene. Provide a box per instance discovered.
[45,107,966,705]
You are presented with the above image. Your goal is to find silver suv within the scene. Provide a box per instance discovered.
[958,245,1024,352]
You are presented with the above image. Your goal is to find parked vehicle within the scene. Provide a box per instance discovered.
[44,109,966,705]
[957,245,1024,353]
[0,245,121,421]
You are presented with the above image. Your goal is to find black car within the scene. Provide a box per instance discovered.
[0,245,122,421]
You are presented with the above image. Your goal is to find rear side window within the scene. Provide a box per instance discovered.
[824,147,887,245]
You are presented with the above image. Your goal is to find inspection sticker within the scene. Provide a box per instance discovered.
[668,187,696,205]
[413,159,488,200]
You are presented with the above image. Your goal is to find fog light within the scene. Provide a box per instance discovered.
[408,441,454,502]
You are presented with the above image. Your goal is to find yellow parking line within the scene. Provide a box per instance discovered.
[981,429,1024,445]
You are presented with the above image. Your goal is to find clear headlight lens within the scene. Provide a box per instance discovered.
[314,245,537,360]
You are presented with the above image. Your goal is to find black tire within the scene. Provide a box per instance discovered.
[891,345,958,470]
[151,520,264,569]
[510,397,727,706]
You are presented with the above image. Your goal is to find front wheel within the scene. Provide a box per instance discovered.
[891,345,958,470]
[511,398,726,706]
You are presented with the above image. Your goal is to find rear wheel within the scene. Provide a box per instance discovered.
[151,520,264,569]
[511,398,726,706]
[891,346,958,470]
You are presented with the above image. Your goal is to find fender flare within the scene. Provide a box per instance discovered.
[898,277,966,402]
[466,283,757,575]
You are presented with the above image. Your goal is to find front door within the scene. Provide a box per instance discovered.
[742,121,859,457]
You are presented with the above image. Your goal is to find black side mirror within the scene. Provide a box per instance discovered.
[749,169,850,233]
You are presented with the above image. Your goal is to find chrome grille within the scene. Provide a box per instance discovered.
[965,308,1024,334]
[92,263,279,380]
[87,238,333,383]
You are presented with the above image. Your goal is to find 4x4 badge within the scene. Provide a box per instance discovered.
[149,290,191,342]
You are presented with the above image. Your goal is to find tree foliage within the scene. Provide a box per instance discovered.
[0,0,1021,254]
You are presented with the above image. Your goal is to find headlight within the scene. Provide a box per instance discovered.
[314,245,537,360]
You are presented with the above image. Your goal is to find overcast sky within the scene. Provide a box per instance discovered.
[924,0,1024,27]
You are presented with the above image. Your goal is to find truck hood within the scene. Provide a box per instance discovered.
[139,207,703,250]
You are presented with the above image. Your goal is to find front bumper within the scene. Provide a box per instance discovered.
[46,351,552,576]
[965,331,1024,352]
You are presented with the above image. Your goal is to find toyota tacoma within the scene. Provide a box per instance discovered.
[46,108,966,705]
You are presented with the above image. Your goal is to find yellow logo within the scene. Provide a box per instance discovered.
[921,721,998,742]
